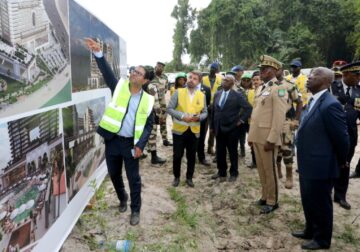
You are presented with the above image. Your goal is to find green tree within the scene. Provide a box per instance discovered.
[171,0,195,70]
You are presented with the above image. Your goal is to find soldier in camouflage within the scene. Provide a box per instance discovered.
[276,66,303,189]
[143,65,167,165]
[151,62,173,146]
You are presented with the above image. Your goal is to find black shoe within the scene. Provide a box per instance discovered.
[119,193,128,213]
[260,204,279,214]
[247,163,257,169]
[186,179,194,187]
[212,157,217,163]
[301,240,329,250]
[255,199,267,206]
[334,199,351,210]
[130,212,140,226]
[349,171,360,179]
[240,150,245,157]
[211,173,219,180]
[228,176,237,182]
[163,140,173,146]
[200,159,211,166]
[151,156,166,165]
[172,178,180,187]
[291,230,313,240]
[140,153,147,160]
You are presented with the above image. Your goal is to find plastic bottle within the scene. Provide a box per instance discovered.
[98,240,132,251]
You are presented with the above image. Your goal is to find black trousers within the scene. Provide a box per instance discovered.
[300,177,334,248]
[173,129,198,179]
[334,140,356,201]
[197,119,208,162]
[105,136,141,213]
[355,158,360,175]
[216,127,240,177]
[238,123,249,154]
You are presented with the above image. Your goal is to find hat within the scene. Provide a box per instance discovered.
[290,60,302,68]
[157,62,165,66]
[226,71,236,76]
[340,61,360,74]
[241,72,252,79]
[175,72,187,80]
[231,65,244,72]
[332,60,347,75]
[259,55,282,70]
[210,62,220,70]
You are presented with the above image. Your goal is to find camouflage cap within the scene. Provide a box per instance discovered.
[259,55,282,70]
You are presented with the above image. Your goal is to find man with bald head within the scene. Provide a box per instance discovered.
[210,74,252,182]
[293,67,349,250]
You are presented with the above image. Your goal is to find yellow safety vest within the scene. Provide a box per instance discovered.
[202,74,223,103]
[285,74,308,105]
[99,79,154,145]
[173,88,205,134]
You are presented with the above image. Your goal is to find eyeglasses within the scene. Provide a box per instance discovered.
[132,69,144,77]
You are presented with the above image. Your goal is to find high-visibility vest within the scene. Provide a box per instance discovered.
[202,74,223,103]
[99,79,154,145]
[285,73,308,105]
[172,88,205,134]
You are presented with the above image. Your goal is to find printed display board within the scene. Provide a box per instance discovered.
[0,0,126,251]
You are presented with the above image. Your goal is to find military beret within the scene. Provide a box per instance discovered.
[241,72,253,79]
[231,65,244,72]
[226,71,236,76]
[259,55,282,70]
[157,62,165,66]
[210,62,220,70]
[340,61,360,74]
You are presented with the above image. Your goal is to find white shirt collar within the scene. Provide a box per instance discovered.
[310,89,327,103]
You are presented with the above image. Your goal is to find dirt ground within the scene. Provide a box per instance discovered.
[62,121,360,252]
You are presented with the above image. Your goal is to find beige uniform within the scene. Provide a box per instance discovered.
[248,77,288,206]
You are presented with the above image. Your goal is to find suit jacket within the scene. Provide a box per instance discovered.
[296,91,349,180]
[211,89,252,135]
[94,56,154,152]
[200,84,211,109]
[330,80,360,146]
[248,78,289,145]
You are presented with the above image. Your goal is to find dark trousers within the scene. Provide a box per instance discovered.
[334,140,356,201]
[216,127,240,177]
[300,177,334,248]
[105,136,141,213]
[197,119,208,162]
[355,158,360,175]
[173,129,198,179]
[238,123,249,154]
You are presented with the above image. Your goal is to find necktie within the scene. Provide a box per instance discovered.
[220,92,228,108]
[307,97,314,112]
[345,87,351,99]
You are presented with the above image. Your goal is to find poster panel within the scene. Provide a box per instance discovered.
[62,97,106,202]
[0,0,72,119]
[0,109,67,251]
[69,0,120,92]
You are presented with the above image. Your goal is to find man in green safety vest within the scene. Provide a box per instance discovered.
[85,38,155,226]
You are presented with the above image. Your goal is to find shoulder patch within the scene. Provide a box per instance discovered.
[278,89,286,97]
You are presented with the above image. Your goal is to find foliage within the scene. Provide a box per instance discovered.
[179,0,359,70]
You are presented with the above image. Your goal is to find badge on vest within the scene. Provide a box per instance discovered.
[278,89,286,97]
[355,98,360,110]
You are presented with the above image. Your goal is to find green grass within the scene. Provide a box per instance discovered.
[337,224,359,246]
[168,187,198,228]
[41,80,71,107]
[0,76,24,99]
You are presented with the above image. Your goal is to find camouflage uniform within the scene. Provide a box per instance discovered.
[146,82,161,151]
[276,79,301,189]
[150,74,170,142]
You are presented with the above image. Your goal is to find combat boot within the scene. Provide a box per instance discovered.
[277,162,283,179]
[151,151,166,165]
[285,167,293,189]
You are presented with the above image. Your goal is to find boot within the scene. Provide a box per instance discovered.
[285,167,293,189]
[151,151,166,164]
[277,162,283,179]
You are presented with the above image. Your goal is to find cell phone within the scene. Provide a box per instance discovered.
[131,149,135,157]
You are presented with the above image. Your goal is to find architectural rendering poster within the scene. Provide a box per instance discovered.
[69,0,120,92]
[0,109,67,251]
[62,97,106,202]
[0,0,72,119]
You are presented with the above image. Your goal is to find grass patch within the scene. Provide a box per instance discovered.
[168,187,198,228]
[337,224,359,246]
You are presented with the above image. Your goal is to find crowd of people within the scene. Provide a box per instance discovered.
[84,37,360,250]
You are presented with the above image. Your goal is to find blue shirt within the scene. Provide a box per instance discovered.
[118,90,142,137]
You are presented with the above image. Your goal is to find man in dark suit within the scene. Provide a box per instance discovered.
[85,38,154,226]
[210,75,252,182]
[197,83,211,166]
[293,67,349,250]
[330,61,360,210]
